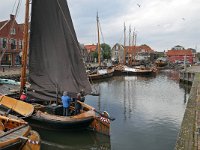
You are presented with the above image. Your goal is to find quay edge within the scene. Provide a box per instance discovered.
[0,67,21,79]
[175,70,200,149]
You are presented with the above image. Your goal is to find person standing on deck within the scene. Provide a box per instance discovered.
[80,89,85,102]
[75,89,85,114]
[61,91,71,116]
[75,93,82,115]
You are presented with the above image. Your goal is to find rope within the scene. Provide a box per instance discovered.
[11,0,18,14]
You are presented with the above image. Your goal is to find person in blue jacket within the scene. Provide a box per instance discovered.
[61,91,71,116]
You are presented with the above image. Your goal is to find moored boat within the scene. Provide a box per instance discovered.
[0,95,111,135]
[88,13,114,82]
[0,79,20,86]
[1,0,113,136]
[155,57,168,67]
[114,64,157,76]
[0,112,40,150]
[88,67,114,81]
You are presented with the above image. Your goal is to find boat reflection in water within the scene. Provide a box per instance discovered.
[0,70,190,150]
[33,127,110,150]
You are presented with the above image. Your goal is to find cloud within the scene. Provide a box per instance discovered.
[1,0,200,51]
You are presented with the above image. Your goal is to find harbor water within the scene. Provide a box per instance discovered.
[0,70,190,150]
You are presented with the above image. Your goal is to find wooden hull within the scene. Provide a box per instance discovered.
[0,95,111,135]
[25,110,95,130]
[114,64,157,76]
[0,115,40,150]
[88,68,114,81]
[155,62,168,67]
[114,68,155,76]
[122,70,155,76]
[113,69,123,76]
[1,141,22,150]
[89,72,113,81]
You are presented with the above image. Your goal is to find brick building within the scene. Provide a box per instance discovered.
[84,44,97,62]
[166,45,197,64]
[111,43,155,63]
[0,14,24,66]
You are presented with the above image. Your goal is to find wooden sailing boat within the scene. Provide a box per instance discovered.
[155,57,168,68]
[0,0,112,135]
[88,13,114,81]
[0,79,20,85]
[0,96,40,150]
[114,24,156,76]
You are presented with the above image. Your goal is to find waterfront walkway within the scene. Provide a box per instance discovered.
[175,65,200,150]
[0,67,21,78]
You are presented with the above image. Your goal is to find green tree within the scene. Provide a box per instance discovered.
[100,43,111,59]
[92,51,98,59]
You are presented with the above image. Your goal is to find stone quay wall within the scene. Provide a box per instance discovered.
[175,73,200,150]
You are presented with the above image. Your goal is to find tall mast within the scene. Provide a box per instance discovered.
[129,25,131,47]
[132,31,135,65]
[133,32,137,65]
[124,22,126,65]
[129,25,131,65]
[97,12,101,66]
[20,0,29,94]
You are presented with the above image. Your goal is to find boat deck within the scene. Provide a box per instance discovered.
[0,125,29,142]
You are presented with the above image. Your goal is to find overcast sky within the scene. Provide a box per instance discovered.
[0,0,200,52]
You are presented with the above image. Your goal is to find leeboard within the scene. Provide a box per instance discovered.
[0,95,34,117]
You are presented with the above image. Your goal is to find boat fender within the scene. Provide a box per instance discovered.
[100,111,110,124]
[99,116,110,124]
[28,139,40,145]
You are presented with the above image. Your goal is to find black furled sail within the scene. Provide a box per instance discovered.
[28,0,91,100]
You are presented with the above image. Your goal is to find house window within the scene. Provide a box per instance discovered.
[116,46,119,51]
[0,38,7,49]
[10,39,16,49]
[10,28,16,35]
[18,40,23,49]
[1,53,12,66]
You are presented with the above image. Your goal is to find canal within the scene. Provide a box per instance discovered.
[36,70,190,150]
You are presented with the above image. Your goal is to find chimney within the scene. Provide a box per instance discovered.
[10,14,15,20]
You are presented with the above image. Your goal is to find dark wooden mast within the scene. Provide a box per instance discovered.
[20,0,29,94]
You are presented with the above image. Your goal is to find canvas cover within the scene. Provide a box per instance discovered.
[124,66,137,72]
[97,69,108,75]
[28,0,91,100]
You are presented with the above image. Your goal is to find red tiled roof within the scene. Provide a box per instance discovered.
[125,45,154,54]
[84,44,97,53]
[140,45,153,52]
[166,50,193,56]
